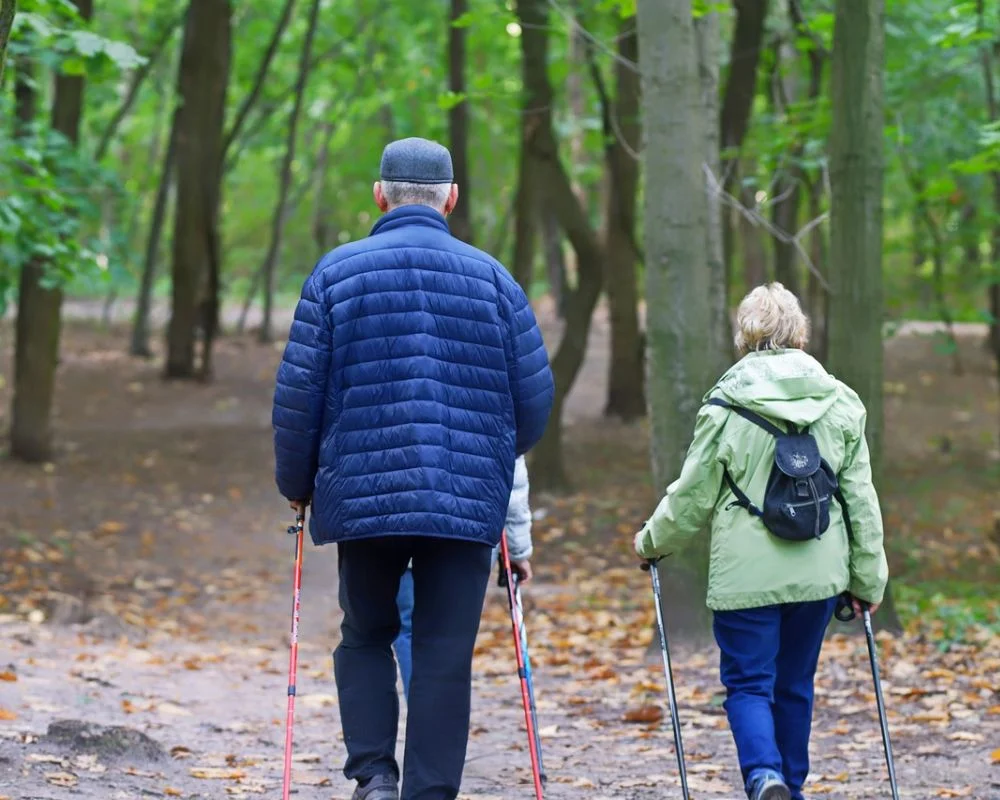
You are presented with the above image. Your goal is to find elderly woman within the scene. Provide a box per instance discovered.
[634,283,888,800]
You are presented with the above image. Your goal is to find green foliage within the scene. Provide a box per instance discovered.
[896,580,1000,647]
[0,115,112,314]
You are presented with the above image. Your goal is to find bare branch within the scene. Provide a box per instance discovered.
[703,162,831,290]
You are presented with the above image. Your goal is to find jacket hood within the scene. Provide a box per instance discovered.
[709,349,839,426]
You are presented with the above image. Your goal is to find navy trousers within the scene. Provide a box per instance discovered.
[712,597,837,800]
[334,536,492,800]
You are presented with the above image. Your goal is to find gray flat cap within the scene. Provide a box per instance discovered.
[379,137,454,185]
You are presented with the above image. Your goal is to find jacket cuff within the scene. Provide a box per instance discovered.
[635,525,658,559]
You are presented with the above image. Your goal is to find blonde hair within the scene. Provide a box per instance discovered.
[734,282,810,355]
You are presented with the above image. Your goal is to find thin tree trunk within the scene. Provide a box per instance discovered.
[696,9,731,373]
[975,0,1000,375]
[11,0,92,463]
[769,37,802,297]
[541,208,567,315]
[165,0,231,379]
[720,0,770,310]
[94,11,182,162]
[638,0,722,640]
[0,0,15,84]
[311,118,336,254]
[516,0,604,491]
[740,169,768,287]
[258,0,321,344]
[131,110,177,357]
[447,0,473,244]
[602,16,645,421]
[829,0,901,634]
[806,175,829,361]
[512,109,539,289]
[221,0,296,160]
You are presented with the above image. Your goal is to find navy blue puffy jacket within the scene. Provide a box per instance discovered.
[272,205,554,547]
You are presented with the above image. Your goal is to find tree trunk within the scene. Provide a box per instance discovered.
[0,0,15,85]
[10,0,92,464]
[806,175,829,361]
[719,0,770,305]
[516,0,604,491]
[311,118,336,254]
[94,11,181,163]
[541,208,567,315]
[740,169,768,288]
[696,9,731,374]
[511,98,539,289]
[221,0,296,160]
[131,108,178,358]
[769,37,802,297]
[975,0,1000,379]
[447,0,473,244]
[638,0,723,640]
[603,16,645,421]
[258,0,320,344]
[829,0,901,634]
[164,0,231,379]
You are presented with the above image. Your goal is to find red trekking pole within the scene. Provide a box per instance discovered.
[281,510,305,800]
[500,530,544,799]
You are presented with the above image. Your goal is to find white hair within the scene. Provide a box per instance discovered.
[734,282,811,355]
[380,180,451,211]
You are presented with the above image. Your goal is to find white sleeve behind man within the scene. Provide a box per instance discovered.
[503,455,533,561]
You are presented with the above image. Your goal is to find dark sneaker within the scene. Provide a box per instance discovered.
[748,769,791,800]
[351,773,399,800]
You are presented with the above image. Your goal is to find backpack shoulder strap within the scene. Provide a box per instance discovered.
[706,397,790,438]
[833,487,855,542]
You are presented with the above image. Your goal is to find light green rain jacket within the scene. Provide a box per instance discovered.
[635,349,889,611]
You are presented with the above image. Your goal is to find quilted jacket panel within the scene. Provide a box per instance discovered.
[272,205,554,546]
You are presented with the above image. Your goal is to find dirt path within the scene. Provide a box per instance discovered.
[1,305,998,799]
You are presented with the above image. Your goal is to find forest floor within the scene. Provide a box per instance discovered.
[0,299,998,800]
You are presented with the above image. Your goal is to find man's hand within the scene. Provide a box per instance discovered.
[852,596,880,616]
[511,559,533,583]
[289,499,310,517]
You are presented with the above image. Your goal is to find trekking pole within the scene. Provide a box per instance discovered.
[281,510,306,800]
[513,573,546,785]
[499,531,545,799]
[641,559,690,800]
[835,594,900,800]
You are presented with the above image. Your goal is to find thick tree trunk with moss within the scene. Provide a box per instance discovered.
[638,0,722,640]
[603,16,645,421]
[165,0,231,378]
[516,0,604,491]
[10,0,92,463]
[447,0,473,244]
[829,0,901,633]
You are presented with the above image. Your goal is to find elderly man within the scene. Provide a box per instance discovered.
[272,137,554,800]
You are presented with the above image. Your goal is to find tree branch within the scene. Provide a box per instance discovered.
[221,0,298,160]
[94,9,184,162]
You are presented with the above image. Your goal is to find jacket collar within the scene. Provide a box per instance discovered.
[370,204,451,237]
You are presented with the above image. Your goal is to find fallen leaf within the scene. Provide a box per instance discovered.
[190,767,247,780]
[0,671,16,682]
[45,772,78,787]
[0,708,16,721]
[623,705,663,724]
[164,789,183,797]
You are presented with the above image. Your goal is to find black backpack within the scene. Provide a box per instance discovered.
[706,398,854,543]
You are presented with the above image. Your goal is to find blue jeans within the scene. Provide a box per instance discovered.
[393,568,414,699]
[713,597,837,800]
